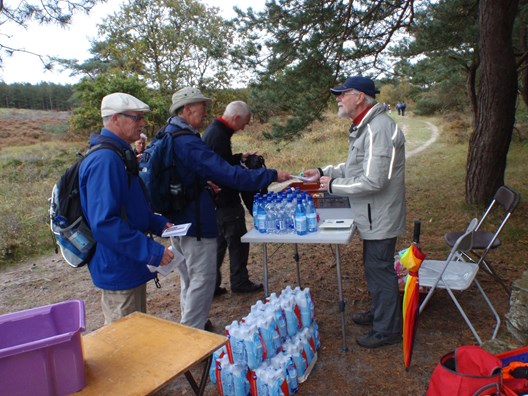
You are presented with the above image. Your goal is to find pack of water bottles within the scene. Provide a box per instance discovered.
[253,189,318,236]
[210,286,321,396]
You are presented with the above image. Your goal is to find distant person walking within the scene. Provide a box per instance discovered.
[401,102,406,116]
[202,101,263,296]
[396,102,402,116]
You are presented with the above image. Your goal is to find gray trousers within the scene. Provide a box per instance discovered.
[363,238,402,335]
[216,204,250,289]
[172,236,217,329]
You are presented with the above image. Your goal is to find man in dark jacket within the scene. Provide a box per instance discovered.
[165,88,290,330]
[202,101,263,295]
[79,92,174,325]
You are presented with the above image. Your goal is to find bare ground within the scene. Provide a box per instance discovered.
[0,232,521,396]
[0,110,523,395]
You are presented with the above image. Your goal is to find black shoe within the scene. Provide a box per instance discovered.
[214,286,227,296]
[231,281,263,294]
[356,330,401,349]
[204,319,214,332]
[352,310,374,326]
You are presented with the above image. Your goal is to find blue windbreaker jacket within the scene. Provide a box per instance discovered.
[79,129,168,290]
[166,117,277,238]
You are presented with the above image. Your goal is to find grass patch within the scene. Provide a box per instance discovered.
[1,111,526,276]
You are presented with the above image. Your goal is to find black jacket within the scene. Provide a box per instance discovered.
[202,118,244,209]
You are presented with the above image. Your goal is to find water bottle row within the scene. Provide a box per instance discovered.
[211,324,320,396]
[225,286,316,369]
[252,191,318,236]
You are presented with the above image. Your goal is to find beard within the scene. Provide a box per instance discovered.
[337,105,350,119]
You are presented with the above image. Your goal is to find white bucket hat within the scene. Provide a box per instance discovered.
[169,87,212,114]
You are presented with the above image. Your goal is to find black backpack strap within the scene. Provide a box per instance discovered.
[86,142,138,185]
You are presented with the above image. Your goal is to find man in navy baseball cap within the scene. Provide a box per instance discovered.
[330,76,380,98]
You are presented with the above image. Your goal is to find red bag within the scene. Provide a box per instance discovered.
[427,346,503,396]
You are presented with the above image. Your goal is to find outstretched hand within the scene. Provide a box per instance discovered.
[276,170,291,182]
[302,169,321,182]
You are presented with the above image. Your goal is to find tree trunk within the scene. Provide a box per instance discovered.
[466,0,518,204]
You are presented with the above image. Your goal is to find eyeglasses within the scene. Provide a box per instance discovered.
[340,91,361,97]
[119,113,145,121]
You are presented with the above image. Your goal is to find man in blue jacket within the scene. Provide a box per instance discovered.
[165,87,290,330]
[79,92,174,325]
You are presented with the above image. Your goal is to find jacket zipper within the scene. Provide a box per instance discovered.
[367,203,372,230]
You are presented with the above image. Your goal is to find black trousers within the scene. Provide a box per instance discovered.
[215,204,250,289]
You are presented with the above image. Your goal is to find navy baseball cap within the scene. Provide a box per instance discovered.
[330,76,380,97]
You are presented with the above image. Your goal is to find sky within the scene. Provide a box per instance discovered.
[0,0,261,85]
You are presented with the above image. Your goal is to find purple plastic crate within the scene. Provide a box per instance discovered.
[0,300,86,396]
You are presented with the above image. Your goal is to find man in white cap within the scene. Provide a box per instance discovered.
[79,92,174,324]
[159,87,290,330]
[304,76,406,348]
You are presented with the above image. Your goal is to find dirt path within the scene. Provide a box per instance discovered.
[0,120,517,395]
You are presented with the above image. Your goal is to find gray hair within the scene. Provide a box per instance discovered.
[223,101,251,118]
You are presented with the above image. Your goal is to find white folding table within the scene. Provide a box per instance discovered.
[241,208,355,351]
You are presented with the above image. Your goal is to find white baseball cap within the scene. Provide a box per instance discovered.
[101,93,151,117]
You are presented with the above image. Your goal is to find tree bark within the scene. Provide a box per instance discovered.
[466,0,518,204]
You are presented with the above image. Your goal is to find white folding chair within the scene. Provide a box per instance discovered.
[419,218,501,345]
[444,185,520,294]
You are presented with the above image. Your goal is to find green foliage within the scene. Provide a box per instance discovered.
[234,0,417,140]
[0,82,75,110]
[70,73,167,135]
[72,0,234,95]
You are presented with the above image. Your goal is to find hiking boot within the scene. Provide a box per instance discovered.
[214,286,227,297]
[204,319,214,332]
[356,330,401,349]
[232,280,263,294]
[352,310,374,326]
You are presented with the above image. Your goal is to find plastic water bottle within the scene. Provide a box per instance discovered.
[305,196,318,233]
[284,196,296,233]
[232,364,250,396]
[294,198,307,236]
[286,356,299,393]
[252,193,260,227]
[257,197,267,233]
[265,196,277,234]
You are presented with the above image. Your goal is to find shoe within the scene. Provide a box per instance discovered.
[231,281,264,294]
[356,330,401,349]
[352,310,374,326]
[204,319,214,332]
[214,286,227,296]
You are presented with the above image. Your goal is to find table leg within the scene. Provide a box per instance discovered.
[335,244,348,352]
[293,243,302,288]
[183,355,213,396]
[263,243,269,297]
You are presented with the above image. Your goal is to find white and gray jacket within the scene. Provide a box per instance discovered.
[322,103,406,240]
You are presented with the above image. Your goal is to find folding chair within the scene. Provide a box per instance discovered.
[419,218,501,345]
[444,185,520,294]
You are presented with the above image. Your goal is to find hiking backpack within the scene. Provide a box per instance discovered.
[49,143,137,268]
[138,124,194,216]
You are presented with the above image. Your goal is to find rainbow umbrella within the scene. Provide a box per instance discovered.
[399,220,426,370]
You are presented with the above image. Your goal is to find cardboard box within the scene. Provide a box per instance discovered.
[0,300,86,396]
[284,182,350,209]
